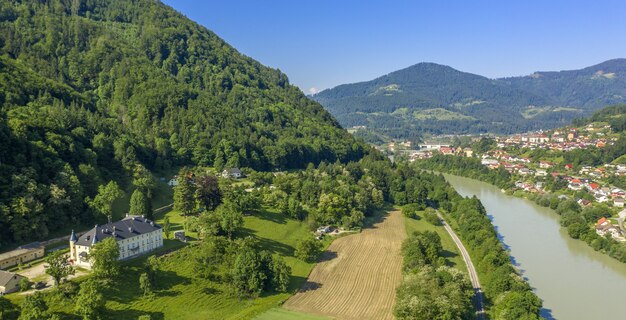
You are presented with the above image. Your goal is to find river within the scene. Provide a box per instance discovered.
[444,174,626,320]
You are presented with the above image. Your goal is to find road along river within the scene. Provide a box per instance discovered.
[444,174,626,320]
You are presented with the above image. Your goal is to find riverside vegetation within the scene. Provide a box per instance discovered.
[1,159,542,319]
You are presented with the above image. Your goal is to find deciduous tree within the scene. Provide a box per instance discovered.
[45,250,75,286]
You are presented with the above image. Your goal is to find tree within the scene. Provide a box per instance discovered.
[19,277,31,291]
[401,203,422,219]
[195,174,221,211]
[230,245,266,298]
[270,256,291,292]
[88,181,124,223]
[163,216,171,239]
[371,188,384,208]
[491,291,542,320]
[146,256,160,286]
[295,237,323,262]
[45,250,75,286]
[129,189,150,218]
[216,203,243,238]
[394,266,473,320]
[174,171,195,218]
[75,280,105,320]
[18,292,49,320]
[89,237,120,279]
[423,208,441,226]
[139,272,153,296]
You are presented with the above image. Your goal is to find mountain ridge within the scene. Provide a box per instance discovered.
[313,59,626,139]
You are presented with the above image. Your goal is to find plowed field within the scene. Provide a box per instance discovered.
[283,210,405,320]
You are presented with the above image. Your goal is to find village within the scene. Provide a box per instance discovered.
[373,121,626,243]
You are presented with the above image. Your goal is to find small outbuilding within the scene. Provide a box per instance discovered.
[0,270,25,295]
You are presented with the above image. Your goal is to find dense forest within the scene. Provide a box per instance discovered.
[314,60,626,138]
[0,0,370,246]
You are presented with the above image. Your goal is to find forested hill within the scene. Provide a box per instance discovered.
[0,0,368,245]
[314,60,626,139]
[502,59,626,109]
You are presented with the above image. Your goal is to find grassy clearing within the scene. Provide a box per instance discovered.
[5,208,324,320]
[254,308,331,320]
[403,212,465,271]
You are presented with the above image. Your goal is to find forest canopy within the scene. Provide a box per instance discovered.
[0,0,369,245]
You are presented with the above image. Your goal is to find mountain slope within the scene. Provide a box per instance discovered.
[0,0,368,245]
[314,60,626,138]
[503,59,626,108]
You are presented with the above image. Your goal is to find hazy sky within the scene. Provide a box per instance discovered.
[162,0,626,94]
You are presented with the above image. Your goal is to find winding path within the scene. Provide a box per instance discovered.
[437,212,486,320]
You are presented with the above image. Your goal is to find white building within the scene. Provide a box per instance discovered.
[69,216,163,268]
[222,168,243,179]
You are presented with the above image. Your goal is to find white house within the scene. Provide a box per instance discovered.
[69,215,163,268]
[222,168,243,179]
[615,198,625,208]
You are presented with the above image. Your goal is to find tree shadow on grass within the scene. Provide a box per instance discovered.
[317,250,338,262]
[106,308,164,320]
[236,227,295,256]
[298,281,322,293]
[441,249,460,268]
[105,270,191,303]
[254,209,287,224]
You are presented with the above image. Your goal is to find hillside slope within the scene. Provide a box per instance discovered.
[0,0,368,245]
[314,60,626,138]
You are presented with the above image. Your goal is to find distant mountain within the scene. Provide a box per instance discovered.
[502,59,626,108]
[313,60,626,139]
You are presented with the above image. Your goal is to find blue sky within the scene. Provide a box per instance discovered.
[162,0,626,94]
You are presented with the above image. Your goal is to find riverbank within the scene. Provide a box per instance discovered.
[416,158,626,263]
[444,173,626,320]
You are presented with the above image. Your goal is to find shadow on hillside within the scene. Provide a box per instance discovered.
[236,227,295,256]
[106,269,190,303]
[254,209,287,224]
[317,250,338,262]
[362,206,394,229]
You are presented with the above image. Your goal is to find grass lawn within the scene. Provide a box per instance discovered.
[404,212,465,271]
[5,208,323,320]
[253,308,331,320]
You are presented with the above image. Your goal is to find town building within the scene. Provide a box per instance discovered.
[0,270,25,295]
[69,215,163,268]
[0,242,45,270]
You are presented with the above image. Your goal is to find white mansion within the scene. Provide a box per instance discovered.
[69,215,163,268]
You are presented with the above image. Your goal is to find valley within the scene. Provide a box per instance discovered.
[1,0,624,320]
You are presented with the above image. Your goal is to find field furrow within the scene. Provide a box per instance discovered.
[283,210,405,320]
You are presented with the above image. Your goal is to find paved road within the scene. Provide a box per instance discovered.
[437,212,486,320]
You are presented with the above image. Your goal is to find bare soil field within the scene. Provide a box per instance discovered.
[283,210,406,320]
